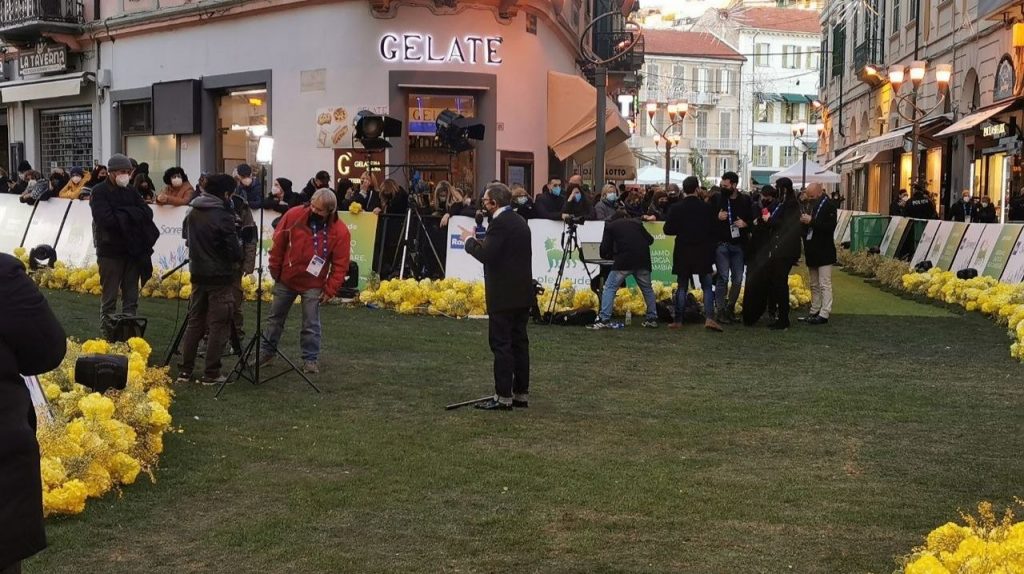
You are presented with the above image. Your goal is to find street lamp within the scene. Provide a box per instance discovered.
[647,99,688,189]
[888,60,952,193]
[791,122,824,190]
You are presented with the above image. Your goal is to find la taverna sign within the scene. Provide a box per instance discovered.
[379,33,503,65]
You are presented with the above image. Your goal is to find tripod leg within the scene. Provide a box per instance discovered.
[161,312,190,368]
[261,332,321,393]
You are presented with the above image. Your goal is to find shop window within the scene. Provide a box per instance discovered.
[39,108,92,171]
[120,100,152,136]
[217,87,267,173]
[125,135,177,178]
[408,93,478,191]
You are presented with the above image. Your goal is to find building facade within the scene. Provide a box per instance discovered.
[634,29,745,184]
[0,0,635,195]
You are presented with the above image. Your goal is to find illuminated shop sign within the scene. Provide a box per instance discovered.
[379,33,503,65]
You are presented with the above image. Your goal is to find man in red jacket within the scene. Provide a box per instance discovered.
[260,189,351,374]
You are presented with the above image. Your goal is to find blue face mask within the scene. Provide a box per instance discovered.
[551,186,562,197]
[515,196,528,205]
[606,193,618,203]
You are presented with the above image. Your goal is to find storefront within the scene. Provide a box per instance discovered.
[96,1,595,193]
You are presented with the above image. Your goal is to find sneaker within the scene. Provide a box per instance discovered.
[642,320,659,328]
[174,372,193,384]
[668,322,683,330]
[252,352,275,368]
[798,313,819,322]
[302,361,320,374]
[715,311,733,325]
[586,321,612,330]
[200,374,229,386]
[806,315,829,325]
[725,309,739,323]
[705,319,724,332]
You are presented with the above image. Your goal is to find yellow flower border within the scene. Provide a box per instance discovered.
[901,502,1024,573]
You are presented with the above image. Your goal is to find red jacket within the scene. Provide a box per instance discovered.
[269,206,352,298]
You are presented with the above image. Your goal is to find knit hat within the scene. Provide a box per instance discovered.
[276,177,293,196]
[70,166,85,177]
[107,154,133,172]
[237,164,253,177]
[17,160,31,174]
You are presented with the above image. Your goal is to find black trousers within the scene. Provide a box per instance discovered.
[488,308,530,399]
[767,259,794,326]
[742,260,769,326]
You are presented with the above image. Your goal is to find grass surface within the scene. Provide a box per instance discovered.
[25,270,1023,573]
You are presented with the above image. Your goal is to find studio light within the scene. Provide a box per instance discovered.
[355,111,402,149]
[256,136,275,165]
[29,244,57,270]
[435,109,485,153]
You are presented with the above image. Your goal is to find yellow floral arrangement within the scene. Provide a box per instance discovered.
[348,202,364,215]
[900,501,1024,573]
[35,336,176,516]
[359,276,812,319]
[12,247,273,302]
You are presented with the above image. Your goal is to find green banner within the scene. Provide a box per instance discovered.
[645,222,676,284]
[937,222,968,271]
[984,224,1024,279]
[340,212,378,289]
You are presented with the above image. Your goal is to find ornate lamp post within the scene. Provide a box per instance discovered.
[888,60,952,190]
[791,121,825,190]
[647,100,688,189]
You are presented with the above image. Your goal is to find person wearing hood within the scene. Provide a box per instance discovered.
[177,174,244,385]
[235,164,263,209]
[90,154,160,339]
[18,171,50,205]
[593,183,621,221]
[8,161,32,196]
[300,171,332,204]
[58,167,91,200]
[263,177,301,215]
[156,167,195,206]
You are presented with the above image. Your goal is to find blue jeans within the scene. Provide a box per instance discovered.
[675,274,715,322]
[715,243,745,313]
[261,283,323,361]
[598,269,658,322]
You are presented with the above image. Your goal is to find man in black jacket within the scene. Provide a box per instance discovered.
[0,252,66,574]
[459,183,534,411]
[178,174,244,385]
[800,182,838,325]
[534,176,565,220]
[713,171,752,323]
[300,170,332,204]
[90,153,160,339]
[588,210,658,329]
[905,185,938,219]
[664,176,723,332]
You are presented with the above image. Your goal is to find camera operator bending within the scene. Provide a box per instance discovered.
[588,210,659,329]
[458,183,533,411]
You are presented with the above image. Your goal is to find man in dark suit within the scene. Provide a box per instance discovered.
[800,182,838,325]
[664,176,723,332]
[459,183,534,411]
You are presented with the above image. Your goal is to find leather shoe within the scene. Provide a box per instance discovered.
[474,399,513,411]
[797,314,819,322]
[806,315,829,325]
[512,399,529,408]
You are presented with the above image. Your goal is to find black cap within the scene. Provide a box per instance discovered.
[237,164,253,177]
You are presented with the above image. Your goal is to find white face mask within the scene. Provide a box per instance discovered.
[26,179,36,188]
[115,174,131,188]
[71,176,83,184]
[963,196,971,202]
[171,177,183,187]
[241,177,253,187]
[273,184,282,196]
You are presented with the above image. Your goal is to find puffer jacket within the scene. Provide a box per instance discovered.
[268,206,352,298]
[58,172,91,200]
[183,192,243,285]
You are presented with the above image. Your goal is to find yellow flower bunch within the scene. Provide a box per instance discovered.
[348,202,364,215]
[35,337,177,516]
[901,502,1024,573]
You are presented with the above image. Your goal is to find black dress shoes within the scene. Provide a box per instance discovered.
[474,399,513,411]
[806,315,829,325]
[512,399,528,409]
[797,314,819,322]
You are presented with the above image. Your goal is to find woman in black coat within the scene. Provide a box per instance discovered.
[763,178,803,329]
[0,253,67,572]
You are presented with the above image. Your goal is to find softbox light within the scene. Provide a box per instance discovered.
[435,109,485,153]
[355,111,402,149]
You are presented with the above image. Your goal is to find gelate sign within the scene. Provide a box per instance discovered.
[379,33,503,66]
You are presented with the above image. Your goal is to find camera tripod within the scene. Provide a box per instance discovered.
[544,220,596,324]
[389,205,445,280]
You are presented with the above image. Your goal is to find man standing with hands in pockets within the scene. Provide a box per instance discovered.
[800,182,838,325]
[459,182,534,411]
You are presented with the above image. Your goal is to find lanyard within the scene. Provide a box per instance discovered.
[726,198,733,225]
[964,202,972,217]
[813,196,827,220]
[311,222,329,259]
[768,203,783,222]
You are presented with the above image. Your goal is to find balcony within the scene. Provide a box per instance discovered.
[693,138,741,152]
[854,39,882,70]
[0,0,84,43]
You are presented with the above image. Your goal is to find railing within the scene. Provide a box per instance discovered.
[0,0,84,26]
[694,138,741,151]
[853,39,882,71]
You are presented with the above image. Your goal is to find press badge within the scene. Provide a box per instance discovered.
[306,255,326,276]
[730,225,741,239]
[806,229,814,241]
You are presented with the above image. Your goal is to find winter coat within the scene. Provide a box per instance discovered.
[230,195,258,275]
[664,195,717,276]
[513,199,536,220]
[905,194,937,219]
[714,191,754,245]
[183,193,243,285]
[600,217,654,271]
[948,200,976,222]
[238,180,263,209]
[593,199,619,221]
[765,199,803,265]
[58,172,91,200]
[90,180,159,266]
[802,196,838,267]
[268,206,352,298]
[534,191,566,221]
[976,203,997,223]
[157,182,195,207]
[0,254,66,569]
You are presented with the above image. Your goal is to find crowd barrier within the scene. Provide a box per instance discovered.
[836,209,1024,284]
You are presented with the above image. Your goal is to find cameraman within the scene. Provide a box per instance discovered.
[229,180,258,346]
[178,174,244,385]
[588,210,659,329]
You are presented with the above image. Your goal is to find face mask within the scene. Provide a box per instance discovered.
[115,174,131,188]
[241,177,253,187]
[963,196,970,202]
[606,193,618,203]
[551,186,562,197]
[171,177,183,187]
[464,198,472,206]
[982,202,990,207]
[515,196,528,205]
[658,201,668,208]
[309,212,325,225]
[26,179,37,189]
[71,176,83,184]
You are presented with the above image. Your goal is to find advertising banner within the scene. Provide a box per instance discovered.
[879,217,909,258]
[969,224,1008,274]
[315,105,388,149]
[646,221,675,284]
[150,206,189,272]
[936,222,968,270]
[951,224,985,272]
[834,210,854,242]
[444,216,485,282]
[22,199,72,251]
[999,228,1024,283]
[984,224,1023,280]
[339,212,378,289]
[911,220,942,267]
[0,195,32,254]
[58,200,98,268]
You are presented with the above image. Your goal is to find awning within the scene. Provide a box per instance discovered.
[820,146,862,170]
[781,93,810,104]
[934,101,1018,138]
[750,170,774,185]
[755,92,783,103]
[0,72,93,103]
[855,126,914,157]
[547,71,631,163]
[579,141,638,181]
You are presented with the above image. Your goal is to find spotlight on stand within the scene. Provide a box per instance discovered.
[29,244,57,270]
[355,111,402,149]
[435,109,485,153]
[75,354,128,393]
[914,260,934,273]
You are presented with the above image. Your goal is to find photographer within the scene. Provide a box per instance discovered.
[178,174,244,385]
[588,210,659,330]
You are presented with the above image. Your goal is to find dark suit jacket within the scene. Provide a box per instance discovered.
[802,196,838,267]
[664,195,716,275]
[465,209,534,313]
[600,218,653,271]
[767,199,803,264]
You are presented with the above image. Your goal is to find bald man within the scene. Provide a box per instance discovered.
[799,183,838,325]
